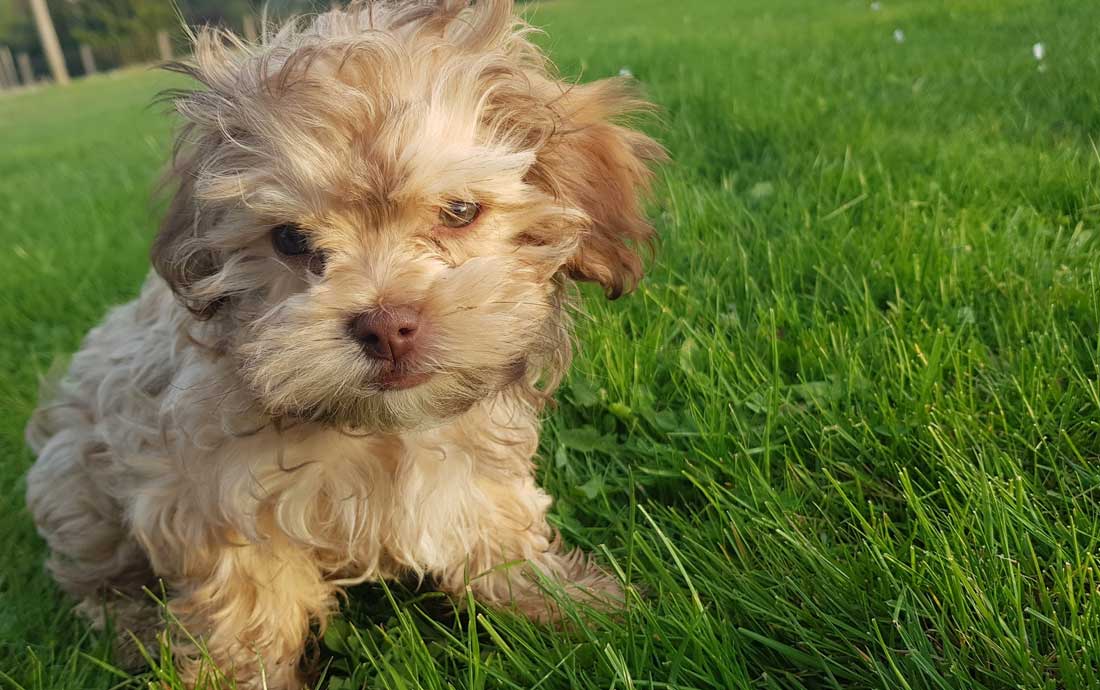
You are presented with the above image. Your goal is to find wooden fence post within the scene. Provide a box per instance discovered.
[28,0,70,84]
[79,44,97,76]
[157,30,173,62]
[0,47,10,88]
[16,52,34,85]
[242,15,258,43]
[0,47,16,88]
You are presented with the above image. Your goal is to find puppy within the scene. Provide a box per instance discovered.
[25,1,662,687]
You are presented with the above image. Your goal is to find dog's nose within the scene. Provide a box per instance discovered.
[349,307,421,361]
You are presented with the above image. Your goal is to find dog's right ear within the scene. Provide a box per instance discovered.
[152,29,244,319]
[151,137,228,319]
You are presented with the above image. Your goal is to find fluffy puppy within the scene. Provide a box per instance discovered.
[25,1,663,687]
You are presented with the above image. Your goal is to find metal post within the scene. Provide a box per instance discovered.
[156,30,173,62]
[28,0,70,85]
[79,44,97,75]
[17,52,34,85]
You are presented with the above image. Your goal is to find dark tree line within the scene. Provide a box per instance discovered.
[0,0,323,78]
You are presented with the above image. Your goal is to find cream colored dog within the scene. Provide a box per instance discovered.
[25,1,662,687]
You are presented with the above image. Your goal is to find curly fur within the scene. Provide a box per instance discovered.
[25,2,663,688]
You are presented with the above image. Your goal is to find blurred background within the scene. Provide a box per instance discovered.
[0,0,328,85]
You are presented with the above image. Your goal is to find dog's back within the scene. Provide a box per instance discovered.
[25,276,181,604]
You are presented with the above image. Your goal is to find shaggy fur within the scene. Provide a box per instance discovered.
[25,1,663,687]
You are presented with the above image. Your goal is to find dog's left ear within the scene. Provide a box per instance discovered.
[534,78,666,299]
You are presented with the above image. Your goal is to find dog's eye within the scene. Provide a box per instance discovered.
[271,224,312,256]
[439,201,481,228]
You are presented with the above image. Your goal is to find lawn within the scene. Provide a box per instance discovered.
[3,0,1100,687]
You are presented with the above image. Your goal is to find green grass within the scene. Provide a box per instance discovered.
[3,0,1100,687]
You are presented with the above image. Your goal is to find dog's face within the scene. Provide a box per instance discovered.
[153,1,663,431]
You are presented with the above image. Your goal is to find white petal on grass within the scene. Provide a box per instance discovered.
[750,181,775,199]
[893,29,905,43]
[618,67,634,78]
[1032,42,1045,60]
[870,1,881,10]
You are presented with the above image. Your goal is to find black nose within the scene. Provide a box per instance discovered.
[349,307,421,361]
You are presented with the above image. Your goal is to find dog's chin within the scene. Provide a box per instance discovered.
[268,363,524,434]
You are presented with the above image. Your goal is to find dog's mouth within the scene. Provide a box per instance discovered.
[373,358,438,391]
[374,357,526,394]
[271,358,530,430]
[378,368,434,391]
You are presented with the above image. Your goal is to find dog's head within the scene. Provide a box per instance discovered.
[154,0,664,431]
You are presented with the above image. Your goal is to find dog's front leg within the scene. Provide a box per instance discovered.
[167,534,334,690]
[432,475,624,622]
